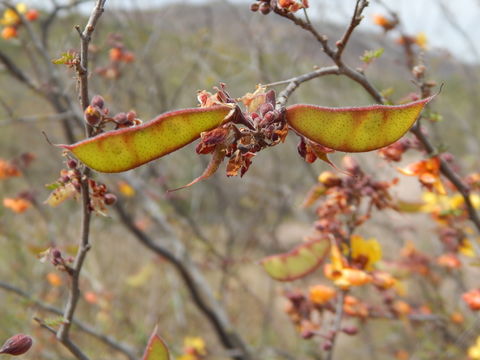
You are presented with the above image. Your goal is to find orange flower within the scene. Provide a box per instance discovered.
[398,157,446,195]
[324,243,372,289]
[0,159,21,178]
[46,272,62,287]
[84,291,99,304]
[25,9,39,22]
[463,289,480,311]
[3,197,31,213]
[372,271,396,289]
[436,253,461,269]
[372,14,396,31]
[309,284,336,305]
[343,295,369,318]
[109,47,123,62]
[1,26,17,39]
[393,300,411,315]
[450,311,464,324]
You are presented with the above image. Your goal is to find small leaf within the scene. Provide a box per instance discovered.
[60,106,232,173]
[261,239,330,281]
[142,326,170,360]
[52,51,76,65]
[286,95,434,153]
[360,48,384,64]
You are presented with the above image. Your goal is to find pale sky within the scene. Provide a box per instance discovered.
[24,0,480,63]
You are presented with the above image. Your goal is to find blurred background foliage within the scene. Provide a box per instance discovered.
[0,1,479,359]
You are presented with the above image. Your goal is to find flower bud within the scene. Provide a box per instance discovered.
[104,193,117,205]
[0,334,33,355]
[259,103,274,117]
[250,3,259,11]
[342,326,358,336]
[67,159,78,169]
[84,105,102,126]
[259,2,271,14]
[113,112,129,125]
[91,95,105,109]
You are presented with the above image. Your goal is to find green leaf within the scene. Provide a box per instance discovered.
[142,326,170,360]
[361,48,384,64]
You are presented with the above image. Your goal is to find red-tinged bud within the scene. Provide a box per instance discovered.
[126,111,137,122]
[104,193,117,205]
[91,95,105,109]
[259,2,271,14]
[0,334,33,356]
[297,138,307,158]
[342,156,360,175]
[265,89,276,105]
[59,175,70,183]
[67,159,77,169]
[342,326,358,336]
[52,249,62,258]
[322,341,332,351]
[113,112,128,125]
[84,105,102,126]
[259,103,274,117]
[250,3,259,11]
[301,330,315,339]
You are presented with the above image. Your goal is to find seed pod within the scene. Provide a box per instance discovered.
[0,334,33,355]
[286,95,435,152]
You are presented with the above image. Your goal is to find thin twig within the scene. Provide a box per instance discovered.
[114,201,252,360]
[55,2,107,359]
[0,281,138,360]
[326,291,346,360]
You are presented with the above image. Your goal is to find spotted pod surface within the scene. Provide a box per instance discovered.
[286,96,434,152]
[60,106,232,173]
[261,239,330,282]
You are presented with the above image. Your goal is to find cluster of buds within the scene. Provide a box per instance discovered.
[44,157,117,215]
[250,0,308,14]
[84,95,141,132]
[283,288,359,349]
[1,3,38,40]
[96,33,135,79]
[195,86,287,178]
[303,157,397,238]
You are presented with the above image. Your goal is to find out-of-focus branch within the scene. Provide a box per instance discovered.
[0,51,42,94]
[114,200,252,360]
[0,281,138,360]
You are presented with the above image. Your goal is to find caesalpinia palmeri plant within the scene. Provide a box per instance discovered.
[2,0,480,359]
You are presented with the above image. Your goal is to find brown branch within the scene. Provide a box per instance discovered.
[0,281,137,360]
[114,201,252,360]
[55,2,107,359]
[274,0,480,242]
[326,291,346,360]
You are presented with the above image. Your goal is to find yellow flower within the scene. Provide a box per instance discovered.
[117,180,135,197]
[350,235,382,270]
[468,336,480,359]
[459,239,476,258]
[184,337,206,356]
[1,3,27,26]
[415,32,428,50]
[309,284,336,305]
